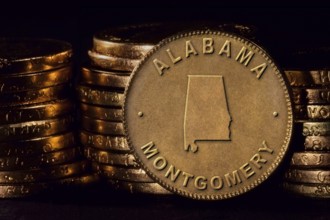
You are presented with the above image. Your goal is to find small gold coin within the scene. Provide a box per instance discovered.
[291,152,330,167]
[302,122,330,136]
[283,182,330,198]
[292,88,330,104]
[81,116,124,135]
[284,70,330,87]
[88,50,140,72]
[0,132,75,156]
[80,103,123,121]
[0,66,72,93]
[92,163,153,182]
[107,179,171,195]
[84,147,138,167]
[0,99,73,124]
[0,115,73,141]
[305,136,330,151]
[0,84,70,107]
[0,38,72,75]
[81,66,130,88]
[76,85,124,107]
[285,169,330,184]
[79,131,129,152]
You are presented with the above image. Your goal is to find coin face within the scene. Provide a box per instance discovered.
[124,30,293,200]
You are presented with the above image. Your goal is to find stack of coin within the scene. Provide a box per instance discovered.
[283,68,330,198]
[0,38,96,198]
[77,25,171,195]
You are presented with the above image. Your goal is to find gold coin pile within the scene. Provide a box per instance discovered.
[0,39,97,198]
[283,67,330,198]
[77,25,171,194]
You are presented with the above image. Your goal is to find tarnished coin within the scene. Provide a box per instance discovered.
[81,116,124,135]
[0,115,73,141]
[303,122,330,136]
[0,132,75,156]
[284,69,330,87]
[79,131,129,152]
[107,179,171,195]
[283,182,330,198]
[0,99,73,124]
[291,152,330,167]
[76,85,124,107]
[80,103,123,121]
[0,84,70,107]
[0,66,72,93]
[305,136,330,151]
[306,105,330,120]
[0,38,72,75]
[124,30,293,200]
[84,147,138,167]
[88,51,140,72]
[292,88,330,104]
[81,66,130,88]
[285,169,330,184]
[92,163,153,182]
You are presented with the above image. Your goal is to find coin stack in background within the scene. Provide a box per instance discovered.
[283,66,330,198]
[0,39,97,198]
[77,25,171,195]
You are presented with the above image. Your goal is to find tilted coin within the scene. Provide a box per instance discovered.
[0,148,78,170]
[88,50,140,72]
[0,132,75,156]
[292,88,330,104]
[0,66,72,93]
[84,147,138,167]
[305,136,330,151]
[306,105,330,120]
[291,152,330,167]
[124,30,293,200]
[302,122,330,136]
[285,169,330,184]
[92,163,153,182]
[81,116,124,135]
[0,99,73,124]
[0,84,70,107]
[81,66,130,88]
[80,103,123,121]
[0,160,88,184]
[284,69,330,86]
[79,131,130,152]
[107,179,171,195]
[0,38,72,75]
[283,182,330,198]
[76,85,124,107]
[0,115,73,141]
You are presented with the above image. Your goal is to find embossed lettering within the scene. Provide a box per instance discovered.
[239,163,255,179]
[250,153,267,169]
[235,47,254,66]
[182,171,194,187]
[153,59,170,76]
[224,170,242,187]
[164,165,181,182]
[141,142,159,159]
[258,141,274,154]
[185,40,198,58]
[195,176,207,190]
[153,156,167,170]
[203,38,214,54]
[166,49,182,64]
[210,176,223,190]
[218,40,231,57]
[250,63,267,79]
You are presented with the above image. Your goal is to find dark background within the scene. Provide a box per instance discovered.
[1,4,330,220]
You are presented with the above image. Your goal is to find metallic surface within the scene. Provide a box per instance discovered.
[302,122,330,136]
[305,136,330,151]
[124,31,293,200]
[283,182,330,198]
[285,168,330,184]
[284,69,330,86]
[291,152,330,167]
[306,105,330,120]
[293,88,330,104]
[80,103,123,121]
[81,116,125,135]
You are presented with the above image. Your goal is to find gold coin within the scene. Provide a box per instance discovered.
[0,115,73,141]
[81,66,130,88]
[80,103,123,121]
[79,131,129,152]
[305,136,330,151]
[88,50,140,72]
[285,169,330,184]
[107,179,171,195]
[292,88,330,104]
[303,122,330,136]
[76,85,124,107]
[0,38,72,75]
[81,116,124,135]
[0,148,78,170]
[291,152,330,167]
[84,147,138,167]
[0,160,88,184]
[92,163,153,182]
[0,84,70,107]
[283,182,330,198]
[124,30,293,200]
[284,70,330,87]
[0,132,75,156]
[0,99,73,124]
[306,105,330,120]
[0,66,72,93]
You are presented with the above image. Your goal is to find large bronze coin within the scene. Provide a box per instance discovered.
[124,30,293,200]
[0,38,72,74]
